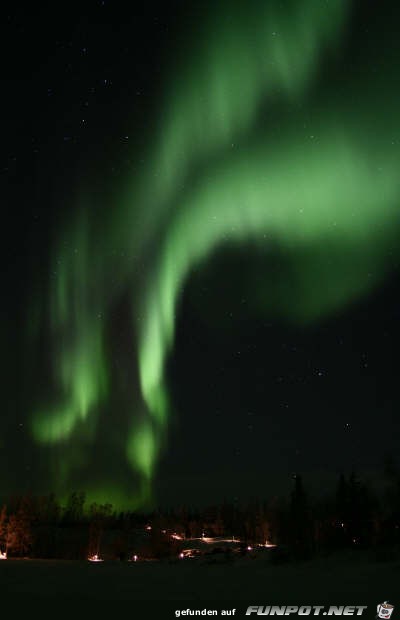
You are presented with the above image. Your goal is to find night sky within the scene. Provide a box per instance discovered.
[2,0,400,510]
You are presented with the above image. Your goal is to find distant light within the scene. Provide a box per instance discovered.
[247,546,252,551]
[186,536,242,544]
[0,551,7,560]
[88,554,103,562]
[133,554,138,562]
[146,525,152,531]
[179,552,184,559]
[181,549,193,558]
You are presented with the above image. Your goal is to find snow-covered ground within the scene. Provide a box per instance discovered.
[0,551,398,608]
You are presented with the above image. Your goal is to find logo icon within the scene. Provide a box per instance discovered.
[377,603,394,619]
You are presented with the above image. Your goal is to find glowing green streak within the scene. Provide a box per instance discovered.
[33,215,108,443]
[30,0,400,508]
[138,130,400,426]
[131,0,352,435]
[126,421,157,481]
[117,0,350,258]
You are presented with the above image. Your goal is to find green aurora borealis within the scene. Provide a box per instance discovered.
[29,0,400,508]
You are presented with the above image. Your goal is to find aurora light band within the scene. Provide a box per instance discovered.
[31,0,400,507]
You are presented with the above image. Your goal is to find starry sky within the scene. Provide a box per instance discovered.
[2,0,400,509]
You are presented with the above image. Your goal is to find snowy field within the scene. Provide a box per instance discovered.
[0,555,400,620]
[0,551,398,614]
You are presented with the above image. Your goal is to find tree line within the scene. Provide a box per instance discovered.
[0,463,399,561]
